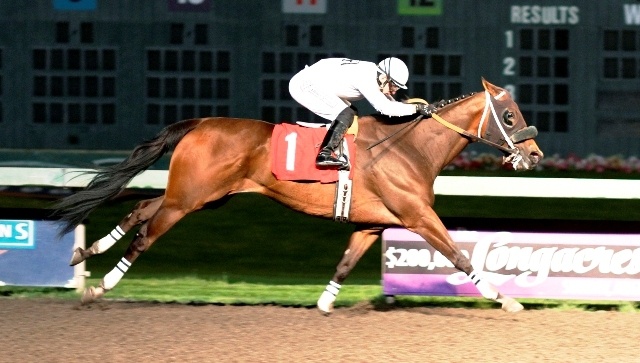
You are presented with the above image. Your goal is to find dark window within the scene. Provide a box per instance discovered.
[537,57,551,77]
[85,76,99,97]
[413,54,426,75]
[51,76,64,97]
[199,78,213,98]
[33,103,47,123]
[50,103,64,124]
[181,105,195,119]
[55,22,69,43]
[519,56,533,77]
[538,29,550,50]
[448,83,462,98]
[68,76,81,97]
[603,30,618,51]
[554,84,569,105]
[165,51,178,71]
[68,103,81,124]
[163,105,178,125]
[402,27,414,48]
[520,29,534,50]
[263,53,276,73]
[622,58,636,78]
[413,81,426,98]
[426,27,439,48]
[431,82,444,100]
[279,79,289,100]
[34,76,47,97]
[296,106,311,122]
[430,55,445,75]
[85,50,99,70]
[33,49,47,69]
[217,51,230,72]
[148,50,161,71]
[199,51,212,72]
[309,25,323,47]
[554,112,568,132]
[536,84,550,104]
[280,52,294,73]
[522,110,534,127]
[103,49,116,70]
[603,58,618,78]
[182,78,195,98]
[216,78,229,99]
[147,77,161,98]
[182,50,196,71]
[519,84,533,104]
[285,25,298,46]
[195,24,208,45]
[261,106,276,122]
[297,53,310,70]
[262,79,275,100]
[164,78,178,98]
[51,49,64,70]
[67,49,81,70]
[622,30,636,51]
[554,57,569,77]
[198,105,213,117]
[280,107,292,123]
[170,23,184,45]
[80,22,94,43]
[554,29,569,50]
[146,104,160,124]
[537,112,550,132]
[448,55,461,76]
[102,104,115,124]
[102,77,115,97]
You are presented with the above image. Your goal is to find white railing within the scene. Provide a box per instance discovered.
[2,167,640,199]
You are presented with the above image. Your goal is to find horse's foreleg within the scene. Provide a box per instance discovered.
[411,209,523,313]
[81,203,186,305]
[70,197,164,266]
[317,227,382,314]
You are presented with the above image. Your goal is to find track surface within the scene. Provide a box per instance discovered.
[2,298,638,363]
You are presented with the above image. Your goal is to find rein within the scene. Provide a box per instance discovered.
[365,115,424,150]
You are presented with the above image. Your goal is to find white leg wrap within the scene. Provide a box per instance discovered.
[317,281,341,313]
[469,270,498,300]
[102,257,131,290]
[95,226,125,253]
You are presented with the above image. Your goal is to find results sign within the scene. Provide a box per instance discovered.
[382,228,640,301]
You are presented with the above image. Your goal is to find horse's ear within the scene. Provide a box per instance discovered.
[481,78,506,98]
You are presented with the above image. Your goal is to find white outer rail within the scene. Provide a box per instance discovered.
[1,167,640,199]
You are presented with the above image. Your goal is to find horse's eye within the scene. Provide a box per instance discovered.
[502,110,515,127]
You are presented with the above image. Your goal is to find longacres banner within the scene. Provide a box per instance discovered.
[382,228,640,301]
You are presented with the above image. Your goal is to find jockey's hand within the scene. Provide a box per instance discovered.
[416,103,436,117]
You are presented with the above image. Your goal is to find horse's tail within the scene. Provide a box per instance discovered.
[53,118,205,236]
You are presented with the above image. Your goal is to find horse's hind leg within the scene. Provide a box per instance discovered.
[81,200,189,304]
[69,196,164,266]
[317,227,382,314]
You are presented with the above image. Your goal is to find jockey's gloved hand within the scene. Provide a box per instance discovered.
[416,103,436,117]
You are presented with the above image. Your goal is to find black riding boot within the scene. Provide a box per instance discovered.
[316,108,355,168]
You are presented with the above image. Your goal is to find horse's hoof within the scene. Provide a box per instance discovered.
[80,286,104,305]
[317,305,332,316]
[497,296,524,313]
[69,247,87,266]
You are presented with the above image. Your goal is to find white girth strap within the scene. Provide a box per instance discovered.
[477,91,516,150]
[333,139,353,222]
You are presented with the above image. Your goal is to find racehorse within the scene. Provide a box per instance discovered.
[54,79,543,313]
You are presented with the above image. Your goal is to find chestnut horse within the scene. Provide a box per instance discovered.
[54,79,543,313]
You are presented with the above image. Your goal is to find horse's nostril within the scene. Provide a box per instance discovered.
[529,151,542,164]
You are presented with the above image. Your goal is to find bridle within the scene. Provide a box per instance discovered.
[367,90,538,168]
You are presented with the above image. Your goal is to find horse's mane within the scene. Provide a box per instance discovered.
[371,92,477,125]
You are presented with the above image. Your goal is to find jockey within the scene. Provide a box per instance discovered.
[289,57,431,168]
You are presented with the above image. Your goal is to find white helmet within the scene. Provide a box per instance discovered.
[378,57,409,89]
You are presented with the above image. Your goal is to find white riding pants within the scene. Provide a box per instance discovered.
[289,67,349,122]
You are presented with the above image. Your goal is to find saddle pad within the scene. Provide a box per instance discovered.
[271,123,356,183]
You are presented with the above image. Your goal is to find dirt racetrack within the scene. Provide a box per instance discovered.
[1,298,639,363]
